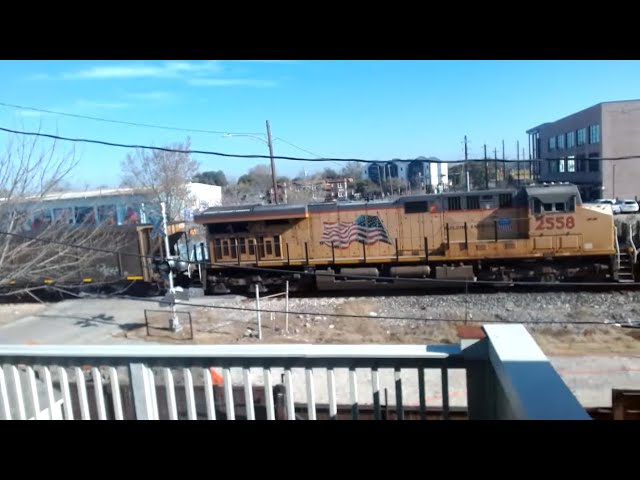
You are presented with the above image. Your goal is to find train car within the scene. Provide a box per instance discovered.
[193,183,636,295]
[0,221,204,295]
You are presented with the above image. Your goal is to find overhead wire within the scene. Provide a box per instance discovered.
[0,125,638,164]
[0,101,264,136]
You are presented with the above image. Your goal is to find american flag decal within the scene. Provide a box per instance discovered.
[320,215,392,249]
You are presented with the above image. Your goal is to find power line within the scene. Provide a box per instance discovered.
[274,137,344,169]
[1,228,639,288]
[0,101,264,136]
[2,124,640,165]
[274,137,324,158]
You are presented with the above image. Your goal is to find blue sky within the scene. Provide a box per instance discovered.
[1,60,640,189]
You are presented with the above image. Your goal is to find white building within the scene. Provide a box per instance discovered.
[11,183,222,231]
[186,182,223,211]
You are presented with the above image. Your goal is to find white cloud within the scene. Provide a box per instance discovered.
[188,78,277,87]
[74,100,130,109]
[17,110,44,117]
[234,60,298,64]
[61,61,221,80]
[28,73,51,80]
[126,91,174,101]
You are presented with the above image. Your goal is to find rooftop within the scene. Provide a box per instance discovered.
[527,99,640,133]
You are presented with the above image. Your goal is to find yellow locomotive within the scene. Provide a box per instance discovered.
[194,183,634,294]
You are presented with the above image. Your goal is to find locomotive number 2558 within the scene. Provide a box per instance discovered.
[535,215,575,230]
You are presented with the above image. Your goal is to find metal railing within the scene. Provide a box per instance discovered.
[0,324,590,420]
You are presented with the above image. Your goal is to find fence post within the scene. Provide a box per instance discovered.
[256,285,262,340]
[285,280,290,334]
[129,363,154,420]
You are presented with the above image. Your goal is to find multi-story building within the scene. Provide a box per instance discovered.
[526,100,640,202]
[324,178,354,200]
[366,157,448,193]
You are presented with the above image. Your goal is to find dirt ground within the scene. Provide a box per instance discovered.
[115,296,640,356]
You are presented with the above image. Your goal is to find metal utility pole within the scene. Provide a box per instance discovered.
[516,140,520,185]
[463,135,469,191]
[483,144,489,189]
[162,201,181,332]
[266,120,278,205]
[502,139,506,187]
[494,147,498,186]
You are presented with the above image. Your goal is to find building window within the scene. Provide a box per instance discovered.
[549,160,559,173]
[567,157,575,173]
[556,134,565,150]
[588,153,600,172]
[76,207,96,225]
[97,205,117,225]
[577,128,586,146]
[559,159,565,173]
[548,137,556,151]
[566,131,575,148]
[589,124,600,144]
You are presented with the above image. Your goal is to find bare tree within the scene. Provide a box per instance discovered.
[0,131,126,296]
[237,164,274,193]
[120,137,200,221]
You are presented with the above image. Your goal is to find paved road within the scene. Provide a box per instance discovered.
[0,298,157,345]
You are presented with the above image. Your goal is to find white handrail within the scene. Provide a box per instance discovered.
[614,226,621,272]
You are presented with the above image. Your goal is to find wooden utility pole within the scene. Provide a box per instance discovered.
[266,120,278,205]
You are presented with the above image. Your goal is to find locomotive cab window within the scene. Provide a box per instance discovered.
[533,198,574,213]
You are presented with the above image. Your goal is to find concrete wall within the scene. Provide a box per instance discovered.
[602,102,640,200]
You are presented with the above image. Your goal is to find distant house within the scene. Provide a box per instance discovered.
[365,157,448,193]
[324,178,354,200]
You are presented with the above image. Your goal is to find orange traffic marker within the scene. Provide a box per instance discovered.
[210,368,224,385]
